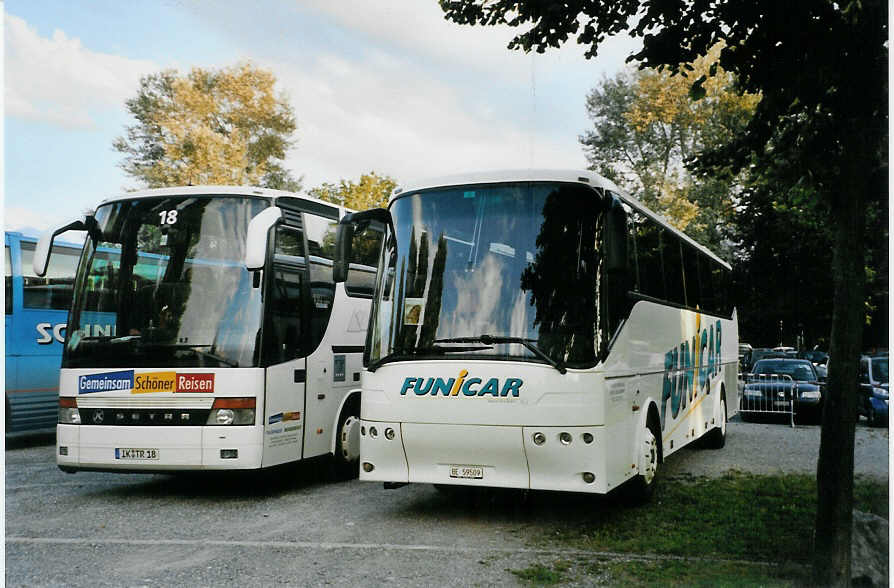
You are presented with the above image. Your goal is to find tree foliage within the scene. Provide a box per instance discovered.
[442,1,887,584]
[581,45,758,253]
[114,62,301,191]
[307,172,397,210]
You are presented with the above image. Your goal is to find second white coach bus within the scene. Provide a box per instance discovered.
[36,186,380,475]
[334,170,737,497]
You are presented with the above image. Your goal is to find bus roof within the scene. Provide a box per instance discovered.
[95,185,343,213]
[392,169,731,270]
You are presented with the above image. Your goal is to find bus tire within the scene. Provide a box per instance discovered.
[628,413,661,502]
[704,393,727,449]
[333,403,361,481]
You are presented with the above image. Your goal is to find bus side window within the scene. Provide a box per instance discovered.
[661,231,685,307]
[266,226,306,365]
[634,219,665,301]
[5,245,12,315]
[303,213,337,354]
[682,243,700,310]
[20,243,79,310]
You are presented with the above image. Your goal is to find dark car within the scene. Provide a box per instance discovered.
[742,359,823,422]
[858,355,888,427]
[742,348,789,373]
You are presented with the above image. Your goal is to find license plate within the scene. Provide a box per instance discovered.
[449,465,484,479]
[115,448,159,460]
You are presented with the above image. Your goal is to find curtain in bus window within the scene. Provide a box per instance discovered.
[20,243,79,310]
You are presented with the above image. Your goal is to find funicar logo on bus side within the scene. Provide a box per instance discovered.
[661,317,722,429]
[400,370,523,397]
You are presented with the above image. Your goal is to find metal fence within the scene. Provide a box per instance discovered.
[739,373,796,427]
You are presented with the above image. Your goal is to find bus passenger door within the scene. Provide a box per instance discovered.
[261,237,308,467]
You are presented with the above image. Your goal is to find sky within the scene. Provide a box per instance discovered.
[4,1,640,237]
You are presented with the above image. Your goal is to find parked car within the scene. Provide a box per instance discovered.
[858,354,888,427]
[742,359,824,422]
[799,350,829,380]
[742,348,789,373]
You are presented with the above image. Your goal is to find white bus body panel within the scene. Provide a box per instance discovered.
[359,301,737,493]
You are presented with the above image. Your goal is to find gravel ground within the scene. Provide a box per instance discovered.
[662,416,889,481]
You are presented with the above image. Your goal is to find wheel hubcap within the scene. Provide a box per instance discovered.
[641,428,657,484]
[340,416,361,462]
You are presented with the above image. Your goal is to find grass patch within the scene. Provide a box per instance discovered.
[587,557,803,587]
[542,471,887,564]
[510,561,570,585]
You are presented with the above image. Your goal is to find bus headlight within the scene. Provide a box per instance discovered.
[58,397,80,424]
[206,398,256,426]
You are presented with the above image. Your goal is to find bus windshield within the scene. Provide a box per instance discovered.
[64,196,267,369]
[367,182,608,369]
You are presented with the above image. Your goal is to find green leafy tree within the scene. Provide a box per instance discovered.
[307,172,397,210]
[114,62,301,191]
[442,1,887,583]
[581,47,757,253]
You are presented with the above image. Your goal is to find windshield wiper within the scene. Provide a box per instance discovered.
[434,335,567,374]
[367,345,492,373]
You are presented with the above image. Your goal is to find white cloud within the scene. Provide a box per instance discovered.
[272,49,587,190]
[298,1,602,79]
[5,13,157,129]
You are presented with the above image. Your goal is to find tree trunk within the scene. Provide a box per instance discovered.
[812,146,867,585]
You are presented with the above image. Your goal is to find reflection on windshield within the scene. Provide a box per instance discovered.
[367,182,608,369]
[65,196,267,368]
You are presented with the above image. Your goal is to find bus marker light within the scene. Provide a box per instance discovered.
[559,432,572,445]
[532,432,546,445]
[385,427,395,440]
[582,472,595,484]
[220,449,238,459]
[370,427,378,438]
[362,462,374,472]
[59,446,68,456]
[582,433,594,444]
[361,426,366,436]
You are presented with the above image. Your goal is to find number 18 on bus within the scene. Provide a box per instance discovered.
[37,186,381,474]
[334,170,738,498]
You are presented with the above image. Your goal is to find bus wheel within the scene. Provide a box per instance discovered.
[333,413,361,480]
[628,417,660,502]
[704,394,727,449]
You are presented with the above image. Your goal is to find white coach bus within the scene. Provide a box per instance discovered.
[36,186,380,475]
[333,170,737,497]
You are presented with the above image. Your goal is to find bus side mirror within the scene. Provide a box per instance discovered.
[245,206,282,271]
[605,199,627,273]
[333,208,391,284]
[34,218,89,277]
[333,219,355,284]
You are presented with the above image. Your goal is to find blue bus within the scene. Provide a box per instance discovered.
[5,231,81,434]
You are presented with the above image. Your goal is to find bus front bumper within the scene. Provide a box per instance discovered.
[359,420,611,494]
[56,424,263,472]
